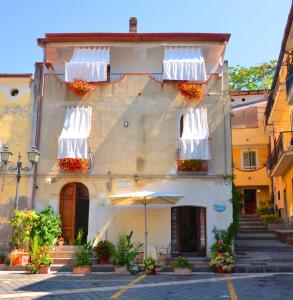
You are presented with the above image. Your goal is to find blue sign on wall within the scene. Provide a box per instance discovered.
[213,201,226,212]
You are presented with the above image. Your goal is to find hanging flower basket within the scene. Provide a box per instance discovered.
[58,158,89,173]
[68,80,94,96]
[178,82,204,100]
[177,159,207,172]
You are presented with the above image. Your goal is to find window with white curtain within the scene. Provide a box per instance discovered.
[179,106,210,160]
[65,47,110,82]
[58,106,92,159]
[163,46,207,81]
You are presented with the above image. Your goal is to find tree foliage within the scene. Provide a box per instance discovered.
[229,60,276,91]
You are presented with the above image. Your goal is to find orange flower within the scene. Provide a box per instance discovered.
[58,158,89,173]
[68,80,94,96]
[178,83,204,100]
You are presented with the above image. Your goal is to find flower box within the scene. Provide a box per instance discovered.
[58,158,89,173]
[114,265,130,275]
[177,160,207,172]
[39,265,50,274]
[9,251,30,266]
[178,83,204,100]
[72,265,92,274]
[68,80,94,96]
[173,267,192,275]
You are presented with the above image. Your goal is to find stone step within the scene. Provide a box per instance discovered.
[239,226,266,230]
[235,245,293,252]
[235,263,293,273]
[50,251,76,259]
[52,245,80,251]
[236,234,278,240]
[238,229,274,234]
[239,221,263,226]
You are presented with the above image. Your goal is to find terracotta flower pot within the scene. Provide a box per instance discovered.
[216,266,226,274]
[72,265,92,274]
[99,255,110,264]
[173,267,192,275]
[145,268,156,275]
[39,265,50,274]
[58,240,64,246]
[114,266,130,275]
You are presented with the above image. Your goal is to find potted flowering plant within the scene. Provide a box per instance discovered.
[178,82,204,100]
[94,240,114,264]
[172,257,193,275]
[177,159,206,172]
[210,252,235,273]
[58,158,89,173]
[143,257,160,275]
[68,80,94,96]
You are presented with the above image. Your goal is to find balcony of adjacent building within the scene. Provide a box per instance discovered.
[286,63,293,105]
[268,131,293,176]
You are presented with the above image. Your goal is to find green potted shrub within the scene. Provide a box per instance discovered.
[0,253,5,264]
[144,257,157,275]
[72,240,94,274]
[38,249,53,274]
[95,240,114,264]
[172,257,193,275]
[111,231,142,274]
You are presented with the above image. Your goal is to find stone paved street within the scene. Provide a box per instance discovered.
[0,272,293,299]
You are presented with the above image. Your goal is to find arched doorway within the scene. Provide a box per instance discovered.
[171,206,206,256]
[60,183,89,243]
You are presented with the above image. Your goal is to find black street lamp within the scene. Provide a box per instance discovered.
[0,145,40,210]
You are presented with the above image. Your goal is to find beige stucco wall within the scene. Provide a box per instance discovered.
[35,72,232,253]
[0,77,34,245]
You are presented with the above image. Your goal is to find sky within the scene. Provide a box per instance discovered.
[0,0,291,73]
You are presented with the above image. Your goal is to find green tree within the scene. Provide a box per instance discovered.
[229,60,276,91]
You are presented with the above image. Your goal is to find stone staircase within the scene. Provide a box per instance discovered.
[164,257,211,272]
[235,215,293,272]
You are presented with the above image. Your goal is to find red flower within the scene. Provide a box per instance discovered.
[67,80,94,96]
[178,83,204,100]
[58,158,89,173]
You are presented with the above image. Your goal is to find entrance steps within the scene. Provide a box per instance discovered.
[235,215,293,272]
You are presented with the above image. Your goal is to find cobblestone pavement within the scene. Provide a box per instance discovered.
[0,271,293,299]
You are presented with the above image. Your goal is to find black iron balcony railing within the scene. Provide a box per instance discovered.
[53,72,164,82]
[268,131,293,171]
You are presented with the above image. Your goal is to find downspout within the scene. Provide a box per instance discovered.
[31,46,46,209]
[222,62,228,177]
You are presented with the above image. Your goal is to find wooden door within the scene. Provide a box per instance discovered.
[244,189,257,214]
[60,183,76,242]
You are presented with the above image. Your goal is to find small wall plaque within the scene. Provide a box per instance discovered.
[213,200,226,212]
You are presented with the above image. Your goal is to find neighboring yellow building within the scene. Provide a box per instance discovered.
[265,4,293,227]
[0,74,34,245]
[231,90,271,215]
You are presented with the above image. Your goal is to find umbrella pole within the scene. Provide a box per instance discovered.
[144,198,147,259]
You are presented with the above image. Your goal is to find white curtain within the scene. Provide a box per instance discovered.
[65,47,109,82]
[58,106,92,159]
[179,106,210,160]
[163,46,207,81]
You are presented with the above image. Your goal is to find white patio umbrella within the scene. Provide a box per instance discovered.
[108,191,183,258]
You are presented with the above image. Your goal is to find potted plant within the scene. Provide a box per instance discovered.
[210,252,235,273]
[144,257,157,275]
[67,80,94,96]
[0,253,5,264]
[72,240,94,274]
[58,237,64,246]
[177,82,204,100]
[111,231,142,274]
[95,240,114,264]
[172,257,193,275]
[38,248,53,274]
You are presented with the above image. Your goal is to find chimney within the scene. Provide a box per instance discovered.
[129,17,137,33]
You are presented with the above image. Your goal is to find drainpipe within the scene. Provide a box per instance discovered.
[222,62,228,177]
[31,47,46,209]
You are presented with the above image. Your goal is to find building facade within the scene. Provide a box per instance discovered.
[231,90,271,215]
[0,19,232,256]
[0,74,34,245]
[265,4,293,227]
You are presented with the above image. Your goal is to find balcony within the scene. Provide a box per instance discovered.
[268,131,293,176]
[286,63,293,105]
[264,95,274,126]
[53,72,164,83]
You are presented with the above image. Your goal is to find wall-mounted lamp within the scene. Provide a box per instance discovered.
[123,121,129,128]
